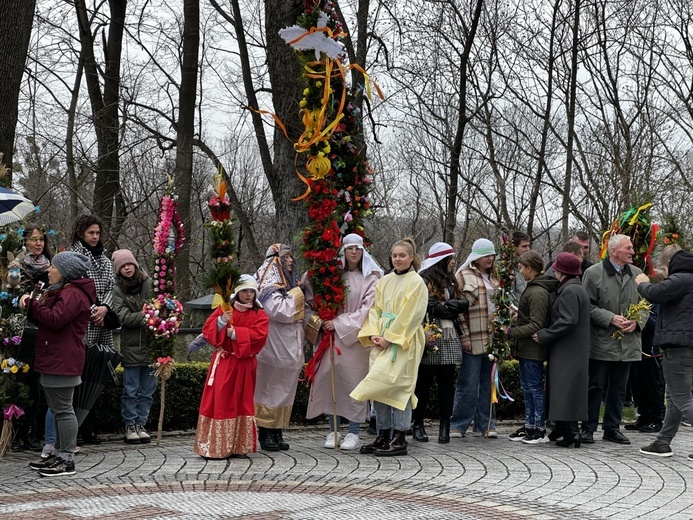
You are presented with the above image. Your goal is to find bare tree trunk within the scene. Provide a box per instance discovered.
[562,0,581,243]
[444,0,484,245]
[0,0,35,182]
[74,0,125,239]
[66,55,85,221]
[174,0,200,301]
[264,0,308,245]
[527,0,561,240]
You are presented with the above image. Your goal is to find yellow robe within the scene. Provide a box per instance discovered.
[350,270,428,410]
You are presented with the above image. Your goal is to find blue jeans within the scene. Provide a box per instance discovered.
[121,366,157,425]
[657,348,693,445]
[519,358,545,430]
[451,352,496,434]
[373,399,412,431]
[45,408,56,445]
[328,415,360,435]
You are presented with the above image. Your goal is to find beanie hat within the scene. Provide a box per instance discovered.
[52,251,91,281]
[111,249,139,274]
[553,252,582,276]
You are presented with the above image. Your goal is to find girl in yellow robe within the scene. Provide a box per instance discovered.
[350,238,428,456]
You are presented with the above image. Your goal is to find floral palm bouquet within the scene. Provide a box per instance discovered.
[612,299,651,340]
[423,322,442,356]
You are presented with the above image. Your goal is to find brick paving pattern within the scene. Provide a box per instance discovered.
[1,424,692,519]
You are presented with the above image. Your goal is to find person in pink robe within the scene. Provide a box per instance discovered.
[306,234,382,451]
[193,275,269,459]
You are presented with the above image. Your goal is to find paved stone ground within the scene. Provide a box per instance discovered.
[1,422,692,519]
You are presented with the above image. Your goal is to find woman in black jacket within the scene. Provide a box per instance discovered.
[637,246,693,459]
[412,242,468,444]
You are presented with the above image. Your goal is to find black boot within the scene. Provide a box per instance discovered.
[258,427,280,451]
[272,429,289,450]
[367,417,377,435]
[360,429,391,454]
[438,419,450,444]
[548,421,567,442]
[556,421,581,448]
[22,426,43,452]
[374,430,408,456]
[412,422,428,442]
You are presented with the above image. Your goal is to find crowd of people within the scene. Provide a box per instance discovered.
[14,222,693,477]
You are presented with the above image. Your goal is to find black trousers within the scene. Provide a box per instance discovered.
[630,357,665,424]
[413,364,456,423]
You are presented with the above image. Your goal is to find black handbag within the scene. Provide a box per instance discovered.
[103,308,122,330]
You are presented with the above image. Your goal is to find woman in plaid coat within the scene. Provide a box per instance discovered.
[450,238,499,438]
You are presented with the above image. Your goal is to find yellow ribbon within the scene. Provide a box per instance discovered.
[628,202,652,226]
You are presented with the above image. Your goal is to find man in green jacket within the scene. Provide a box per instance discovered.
[581,234,649,445]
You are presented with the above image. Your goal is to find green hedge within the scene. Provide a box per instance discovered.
[88,359,524,433]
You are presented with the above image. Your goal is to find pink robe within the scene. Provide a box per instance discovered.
[306,271,379,423]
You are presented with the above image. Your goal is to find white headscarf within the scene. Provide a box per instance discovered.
[419,242,455,273]
[457,238,496,273]
[339,233,383,277]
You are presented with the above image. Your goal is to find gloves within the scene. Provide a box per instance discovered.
[444,299,469,315]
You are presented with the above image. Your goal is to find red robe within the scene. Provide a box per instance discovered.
[193,305,269,458]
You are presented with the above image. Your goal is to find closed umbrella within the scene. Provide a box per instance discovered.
[0,187,37,226]
[73,342,123,426]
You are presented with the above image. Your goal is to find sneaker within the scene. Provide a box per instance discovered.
[124,424,140,444]
[508,426,529,441]
[688,454,693,461]
[522,429,549,444]
[324,431,341,448]
[449,429,463,438]
[29,454,58,471]
[40,444,55,459]
[136,424,152,443]
[581,429,595,444]
[682,419,692,427]
[340,433,360,451]
[38,458,76,477]
[639,423,662,433]
[486,430,498,439]
[640,440,673,458]
[624,422,644,431]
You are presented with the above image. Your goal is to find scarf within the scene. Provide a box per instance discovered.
[233,301,254,313]
[78,238,105,257]
[22,254,51,280]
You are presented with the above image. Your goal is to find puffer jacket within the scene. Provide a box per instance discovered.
[582,259,648,362]
[509,274,559,361]
[637,250,693,350]
[113,276,152,366]
[28,278,97,376]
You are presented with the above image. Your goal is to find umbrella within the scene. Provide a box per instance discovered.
[74,342,123,427]
[0,187,37,226]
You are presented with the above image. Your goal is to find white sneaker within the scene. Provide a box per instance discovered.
[136,424,151,444]
[449,429,463,438]
[340,433,360,451]
[324,431,341,448]
[124,424,140,444]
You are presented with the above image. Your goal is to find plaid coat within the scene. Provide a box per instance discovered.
[456,266,497,356]
[71,241,115,348]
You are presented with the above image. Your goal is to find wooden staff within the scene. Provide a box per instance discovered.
[330,333,338,449]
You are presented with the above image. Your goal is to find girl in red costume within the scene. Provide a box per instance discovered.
[193,275,269,459]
